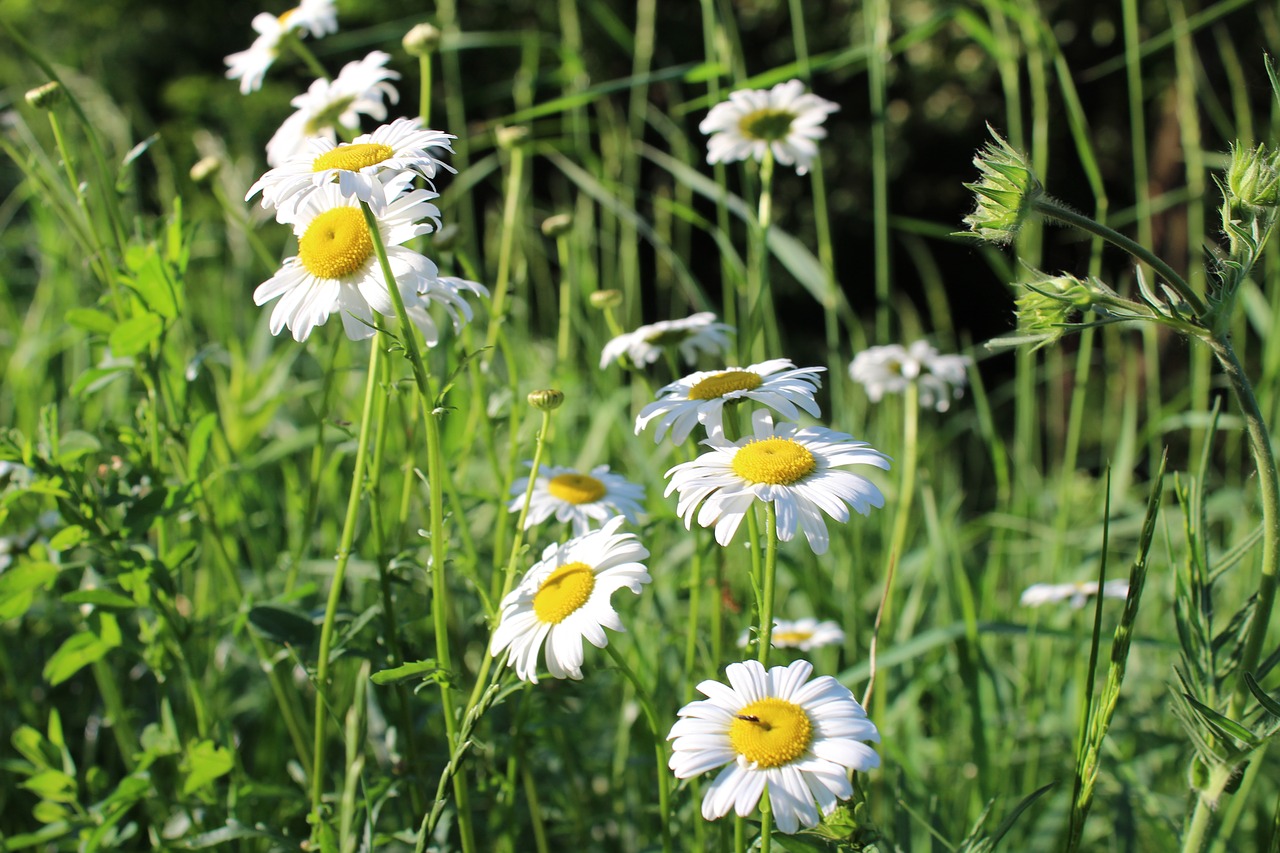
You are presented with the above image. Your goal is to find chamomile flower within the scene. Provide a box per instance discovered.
[510,464,645,536]
[1020,579,1130,609]
[700,79,839,176]
[664,410,889,555]
[668,659,880,834]
[635,359,824,444]
[253,179,460,342]
[848,340,972,412]
[489,516,651,683]
[248,118,456,213]
[224,0,338,95]
[739,618,845,652]
[265,51,400,167]
[599,312,734,370]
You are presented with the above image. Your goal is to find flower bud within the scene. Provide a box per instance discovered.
[495,125,529,150]
[403,23,441,58]
[1226,143,1279,209]
[189,156,222,185]
[1015,272,1094,347]
[25,81,63,111]
[963,127,1043,245]
[541,213,573,238]
[527,389,564,411]
[589,289,622,310]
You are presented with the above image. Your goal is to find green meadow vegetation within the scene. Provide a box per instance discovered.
[3,0,1280,850]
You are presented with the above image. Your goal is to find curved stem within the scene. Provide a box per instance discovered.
[284,31,331,82]
[309,340,381,838]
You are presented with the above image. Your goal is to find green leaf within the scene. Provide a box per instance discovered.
[48,525,88,551]
[61,589,137,610]
[186,413,218,479]
[1245,672,1280,718]
[53,430,102,464]
[181,739,234,796]
[108,312,163,358]
[1182,693,1259,748]
[371,659,441,686]
[248,604,317,646]
[0,561,60,620]
[21,768,77,803]
[42,614,122,686]
[70,364,133,399]
[65,308,117,334]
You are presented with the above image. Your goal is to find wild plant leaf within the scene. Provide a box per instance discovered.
[107,312,163,358]
[1245,672,1280,718]
[42,613,123,686]
[1182,693,1258,748]
[0,561,61,620]
[61,589,137,610]
[370,659,442,686]
[181,740,234,796]
[248,605,317,647]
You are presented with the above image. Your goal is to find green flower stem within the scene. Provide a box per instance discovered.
[682,535,705,701]
[759,794,773,853]
[418,51,433,124]
[757,503,779,667]
[735,816,746,853]
[1031,196,1208,317]
[484,138,527,359]
[865,0,892,340]
[882,381,920,640]
[309,337,381,839]
[555,231,574,364]
[603,643,673,853]
[745,149,778,361]
[284,31,331,82]
[359,202,475,853]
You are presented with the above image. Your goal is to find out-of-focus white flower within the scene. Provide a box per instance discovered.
[1020,579,1130,609]
[510,464,645,536]
[600,312,734,369]
[700,79,839,176]
[848,340,971,412]
[738,618,845,651]
[224,0,339,95]
[265,51,400,167]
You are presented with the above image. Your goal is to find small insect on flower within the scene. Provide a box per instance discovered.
[700,79,839,175]
[510,464,645,536]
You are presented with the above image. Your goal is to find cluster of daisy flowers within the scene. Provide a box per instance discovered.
[244,117,485,343]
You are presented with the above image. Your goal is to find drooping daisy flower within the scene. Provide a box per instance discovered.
[253,179,466,342]
[635,359,824,444]
[664,410,889,555]
[599,312,734,370]
[248,118,456,213]
[848,340,972,413]
[265,51,400,167]
[224,0,339,95]
[668,659,880,834]
[1020,579,1130,610]
[700,79,839,176]
[490,516,651,683]
[510,464,645,536]
[738,618,845,652]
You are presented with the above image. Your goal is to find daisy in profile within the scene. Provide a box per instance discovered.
[265,51,400,167]
[665,410,889,555]
[253,179,461,342]
[490,517,650,683]
[225,0,338,95]
[599,312,734,370]
[1020,579,1129,609]
[248,118,456,213]
[738,618,845,652]
[668,659,880,834]
[510,464,645,536]
[635,359,824,445]
[700,79,839,176]
[848,340,972,412]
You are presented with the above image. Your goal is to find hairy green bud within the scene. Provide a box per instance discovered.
[1226,143,1279,209]
[964,127,1043,245]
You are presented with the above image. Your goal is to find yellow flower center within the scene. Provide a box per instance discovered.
[731,437,816,486]
[772,630,814,647]
[298,207,374,280]
[688,370,763,401]
[533,561,595,624]
[277,7,297,25]
[312,143,396,173]
[729,697,813,768]
[738,108,799,142]
[547,473,606,505]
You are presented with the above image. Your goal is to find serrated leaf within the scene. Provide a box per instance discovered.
[181,739,233,796]
[370,659,441,685]
[248,604,317,646]
[108,312,163,357]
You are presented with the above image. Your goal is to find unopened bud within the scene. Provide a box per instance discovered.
[541,213,573,238]
[1226,143,1280,209]
[527,389,564,411]
[403,23,441,57]
[589,289,623,310]
[963,126,1043,245]
[189,156,222,184]
[495,125,529,150]
[25,81,63,111]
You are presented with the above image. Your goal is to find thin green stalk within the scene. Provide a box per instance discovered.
[603,643,673,853]
[745,150,776,361]
[760,798,773,853]
[555,231,574,364]
[757,503,778,667]
[882,382,919,642]
[699,0,737,341]
[283,31,331,82]
[483,136,527,359]
[865,0,892,340]
[418,49,433,125]
[309,340,381,839]
[683,535,705,702]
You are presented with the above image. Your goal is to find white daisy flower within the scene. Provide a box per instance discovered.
[599,312,734,370]
[635,359,824,445]
[253,179,467,343]
[848,340,972,412]
[510,464,645,536]
[265,51,400,167]
[247,118,456,213]
[667,659,880,834]
[699,79,839,176]
[489,516,651,683]
[1020,579,1130,610]
[664,410,889,555]
[224,0,338,95]
[738,618,845,652]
